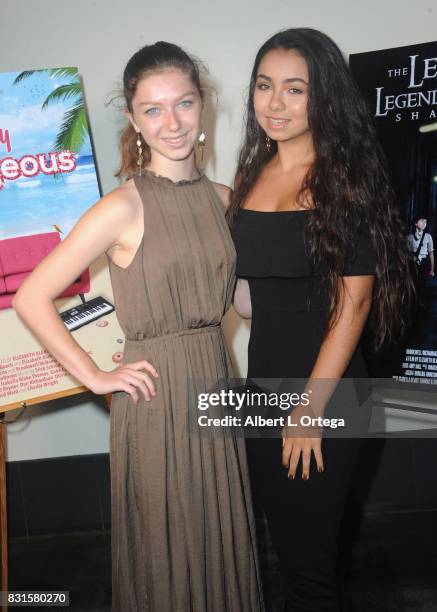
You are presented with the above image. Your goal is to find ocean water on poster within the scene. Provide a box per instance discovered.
[0,155,101,239]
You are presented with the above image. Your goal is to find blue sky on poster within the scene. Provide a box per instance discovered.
[0,69,92,157]
[0,68,100,239]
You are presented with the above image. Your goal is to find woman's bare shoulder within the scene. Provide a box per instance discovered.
[96,178,141,223]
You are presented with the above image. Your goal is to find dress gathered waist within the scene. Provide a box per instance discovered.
[125,324,222,345]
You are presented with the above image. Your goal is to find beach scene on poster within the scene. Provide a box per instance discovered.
[0,67,124,408]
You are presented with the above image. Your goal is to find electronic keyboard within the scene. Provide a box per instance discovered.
[60,296,115,331]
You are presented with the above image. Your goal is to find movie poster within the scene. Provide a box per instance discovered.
[350,42,437,384]
[0,67,124,409]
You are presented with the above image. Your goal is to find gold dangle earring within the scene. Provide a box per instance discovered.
[265,134,271,153]
[197,131,206,162]
[136,131,143,176]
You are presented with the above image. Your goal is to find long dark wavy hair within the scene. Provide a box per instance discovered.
[115,41,204,179]
[228,28,413,350]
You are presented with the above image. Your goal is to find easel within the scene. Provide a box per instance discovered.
[0,390,112,612]
[0,417,7,612]
[0,401,27,607]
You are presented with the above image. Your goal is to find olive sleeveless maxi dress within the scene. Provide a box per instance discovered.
[107,169,264,612]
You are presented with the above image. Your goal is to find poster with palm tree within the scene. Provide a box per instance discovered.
[0,67,124,410]
[13,67,88,153]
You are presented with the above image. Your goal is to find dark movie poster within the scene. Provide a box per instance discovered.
[350,42,437,383]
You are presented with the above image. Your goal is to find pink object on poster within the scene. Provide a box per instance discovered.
[0,232,90,309]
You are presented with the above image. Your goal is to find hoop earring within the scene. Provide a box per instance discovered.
[197,131,206,162]
[265,135,271,153]
[136,131,143,176]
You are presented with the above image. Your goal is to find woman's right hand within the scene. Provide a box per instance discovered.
[282,431,324,480]
[90,360,159,404]
[281,403,324,480]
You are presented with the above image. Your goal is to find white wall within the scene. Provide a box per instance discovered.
[2,0,436,460]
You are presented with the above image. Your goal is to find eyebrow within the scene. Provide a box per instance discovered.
[256,74,308,85]
[138,90,197,106]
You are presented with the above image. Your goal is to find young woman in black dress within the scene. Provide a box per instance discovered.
[229,28,412,611]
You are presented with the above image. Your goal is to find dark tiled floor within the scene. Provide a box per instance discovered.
[8,511,437,611]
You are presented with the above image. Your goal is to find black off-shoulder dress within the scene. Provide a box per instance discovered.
[233,208,376,378]
[232,208,376,612]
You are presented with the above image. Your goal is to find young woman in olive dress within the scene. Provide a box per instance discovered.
[229,28,412,611]
[14,42,264,612]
